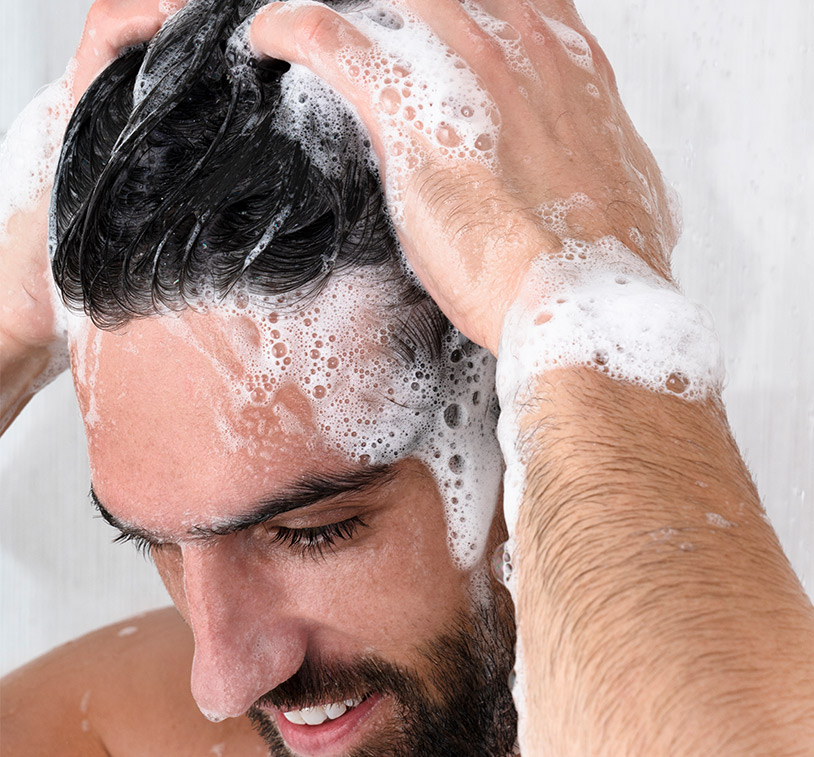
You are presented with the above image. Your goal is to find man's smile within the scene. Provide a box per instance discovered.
[280,696,363,726]
[270,694,385,757]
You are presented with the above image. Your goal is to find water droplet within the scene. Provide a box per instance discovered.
[379,86,401,115]
[327,356,340,369]
[313,385,326,399]
[474,133,493,151]
[436,123,461,147]
[491,541,513,586]
[448,454,465,474]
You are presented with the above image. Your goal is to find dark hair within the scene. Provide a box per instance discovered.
[50,0,447,361]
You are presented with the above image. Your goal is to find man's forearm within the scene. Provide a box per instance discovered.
[0,332,55,433]
[514,368,814,755]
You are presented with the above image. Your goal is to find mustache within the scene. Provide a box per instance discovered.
[250,653,423,712]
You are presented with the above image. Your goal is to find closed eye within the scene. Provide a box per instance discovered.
[113,531,158,561]
[266,516,369,560]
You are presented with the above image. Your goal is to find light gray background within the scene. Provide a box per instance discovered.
[2,0,812,676]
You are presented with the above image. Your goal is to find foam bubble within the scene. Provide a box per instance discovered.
[0,62,75,243]
[266,0,501,226]
[130,268,502,571]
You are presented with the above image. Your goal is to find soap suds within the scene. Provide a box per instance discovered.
[0,62,75,243]
[496,235,724,540]
[149,269,503,571]
[262,0,501,226]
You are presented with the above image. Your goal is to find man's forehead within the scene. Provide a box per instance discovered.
[66,279,422,522]
[69,308,350,519]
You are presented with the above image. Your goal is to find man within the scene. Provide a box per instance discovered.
[2,1,813,756]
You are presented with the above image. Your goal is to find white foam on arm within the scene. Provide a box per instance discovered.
[496,235,724,537]
[0,64,75,243]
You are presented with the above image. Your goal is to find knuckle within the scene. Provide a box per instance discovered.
[85,1,108,27]
[293,6,342,48]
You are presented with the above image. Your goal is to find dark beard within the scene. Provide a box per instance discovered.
[246,586,517,756]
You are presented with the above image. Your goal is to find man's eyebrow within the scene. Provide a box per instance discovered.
[90,464,397,542]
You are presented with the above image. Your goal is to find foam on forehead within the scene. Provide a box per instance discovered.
[207,269,502,571]
[70,267,502,570]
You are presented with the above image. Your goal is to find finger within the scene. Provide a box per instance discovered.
[250,2,373,98]
[523,0,580,21]
[73,0,188,102]
[251,2,400,161]
[522,2,618,92]
[402,0,510,71]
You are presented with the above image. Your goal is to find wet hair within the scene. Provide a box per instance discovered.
[50,0,448,361]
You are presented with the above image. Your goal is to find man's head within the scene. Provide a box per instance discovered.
[52,0,517,753]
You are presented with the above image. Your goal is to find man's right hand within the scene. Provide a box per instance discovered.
[250,0,679,355]
[0,0,187,432]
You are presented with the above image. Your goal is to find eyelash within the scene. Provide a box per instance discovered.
[114,516,369,561]
[114,531,157,560]
[266,516,368,559]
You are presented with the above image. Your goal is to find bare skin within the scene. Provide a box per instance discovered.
[0,608,266,755]
[2,0,813,755]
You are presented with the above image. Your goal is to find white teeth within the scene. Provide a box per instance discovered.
[300,706,328,726]
[282,710,306,725]
[323,702,347,719]
[282,698,362,726]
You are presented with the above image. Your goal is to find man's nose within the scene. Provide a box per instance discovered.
[180,542,307,720]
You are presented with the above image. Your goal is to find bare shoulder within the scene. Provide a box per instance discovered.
[0,607,266,756]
